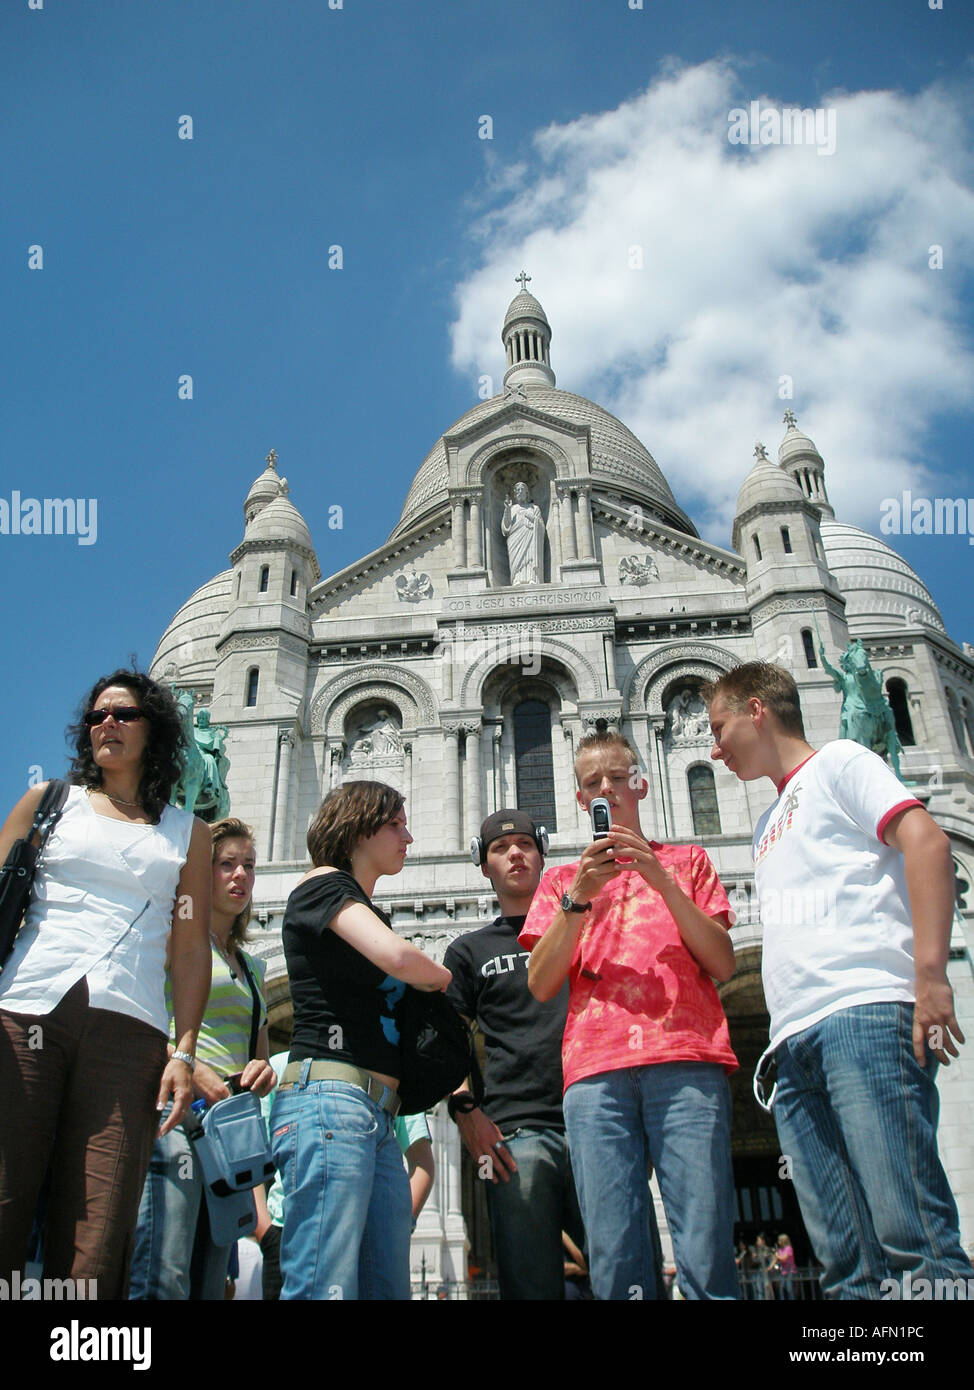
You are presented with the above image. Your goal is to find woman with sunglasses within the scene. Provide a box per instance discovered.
[131,817,276,1300]
[0,669,212,1299]
[271,780,450,1300]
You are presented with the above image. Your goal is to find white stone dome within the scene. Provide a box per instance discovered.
[150,569,234,686]
[735,457,806,516]
[245,495,315,553]
[391,384,697,539]
[778,424,824,467]
[820,520,945,634]
[503,291,550,331]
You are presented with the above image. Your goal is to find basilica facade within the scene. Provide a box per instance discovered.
[151,286,974,1288]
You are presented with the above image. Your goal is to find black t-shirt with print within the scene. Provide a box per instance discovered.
[445,915,568,1133]
[284,870,404,1078]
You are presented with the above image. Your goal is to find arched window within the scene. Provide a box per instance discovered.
[780,526,793,554]
[688,765,721,838]
[752,534,762,561]
[246,668,259,708]
[885,678,915,747]
[513,699,557,831]
[801,629,817,668]
[258,565,269,593]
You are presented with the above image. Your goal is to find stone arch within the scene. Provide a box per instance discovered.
[626,643,737,716]
[458,633,599,707]
[465,433,575,488]
[309,665,436,736]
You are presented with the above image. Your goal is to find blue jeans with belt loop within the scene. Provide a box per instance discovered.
[771,1002,971,1300]
[270,1065,411,1301]
[563,1061,738,1301]
[129,1103,231,1301]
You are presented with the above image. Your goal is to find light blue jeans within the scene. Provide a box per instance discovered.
[771,1002,970,1299]
[484,1127,585,1300]
[129,1104,230,1301]
[270,1072,411,1301]
[563,1062,738,1301]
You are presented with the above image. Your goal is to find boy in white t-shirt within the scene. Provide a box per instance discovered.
[704,661,970,1300]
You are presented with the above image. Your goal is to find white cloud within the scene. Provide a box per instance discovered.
[450,61,974,546]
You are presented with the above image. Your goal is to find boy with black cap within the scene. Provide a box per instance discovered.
[444,809,586,1300]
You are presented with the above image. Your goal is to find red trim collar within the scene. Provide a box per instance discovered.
[776,752,817,796]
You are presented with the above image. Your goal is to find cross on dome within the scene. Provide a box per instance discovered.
[783,410,798,429]
[515,271,532,293]
[266,448,278,469]
[754,442,769,461]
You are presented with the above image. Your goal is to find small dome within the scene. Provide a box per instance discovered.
[735,454,806,517]
[150,569,234,687]
[779,420,824,468]
[245,458,287,523]
[245,495,315,553]
[503,291,551,331]
[820,520,945,634]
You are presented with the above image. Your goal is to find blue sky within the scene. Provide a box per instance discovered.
[2,0,972,812]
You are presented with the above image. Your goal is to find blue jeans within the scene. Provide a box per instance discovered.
[484,1127,585,1300]
[129,1105,231,1301]
[270,1072,411,1301]
[563,1062,738,1301]
[771,1002,970,1300]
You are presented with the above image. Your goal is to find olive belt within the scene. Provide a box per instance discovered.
[277,1059,400,1117]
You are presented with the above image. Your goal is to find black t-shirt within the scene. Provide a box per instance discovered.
[283,870,404,1078]
[444,915,568,1133]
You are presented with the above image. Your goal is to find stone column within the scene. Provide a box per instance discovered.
[560,489,578,561]
[452,499,467,569]
[403,739,414,834]
[469,497,484,569]
[272,729,294,861]
[577,486,595,559]
[603,631,618,693]
[463,721,482,844]
[491,723,503,812]
[442,723,461,852]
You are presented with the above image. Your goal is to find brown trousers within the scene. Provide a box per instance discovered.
[0,977,167,1299]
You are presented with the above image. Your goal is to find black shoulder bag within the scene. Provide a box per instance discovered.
[395,986,485,1116]
[0,779,70,971]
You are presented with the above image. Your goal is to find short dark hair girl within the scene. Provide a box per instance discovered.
[306,781,405,872]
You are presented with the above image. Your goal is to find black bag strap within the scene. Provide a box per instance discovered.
[236,949,263,1061]
[29,779,70,851]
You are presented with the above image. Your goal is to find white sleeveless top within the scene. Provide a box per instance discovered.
[0,785,194,1035]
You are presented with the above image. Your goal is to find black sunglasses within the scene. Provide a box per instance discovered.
[84,706,144,728]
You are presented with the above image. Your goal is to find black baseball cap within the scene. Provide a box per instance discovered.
[479,809,541,854]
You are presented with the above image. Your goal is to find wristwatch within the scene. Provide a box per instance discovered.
[560,892,591,914]
[171,1049,196,1071]
[447,1092,477,1122]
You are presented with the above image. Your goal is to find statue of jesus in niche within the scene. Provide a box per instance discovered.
[501,480,545,585]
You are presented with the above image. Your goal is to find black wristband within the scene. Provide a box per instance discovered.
[447,1092,477,1122]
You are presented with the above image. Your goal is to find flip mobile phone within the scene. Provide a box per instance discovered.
[590,797,611,840]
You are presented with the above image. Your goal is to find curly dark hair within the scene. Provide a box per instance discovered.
[67,669,187,823]
[307,781,405,872]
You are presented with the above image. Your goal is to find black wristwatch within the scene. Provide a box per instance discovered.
[560,892,592,914]
[447,1092,478,1122]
